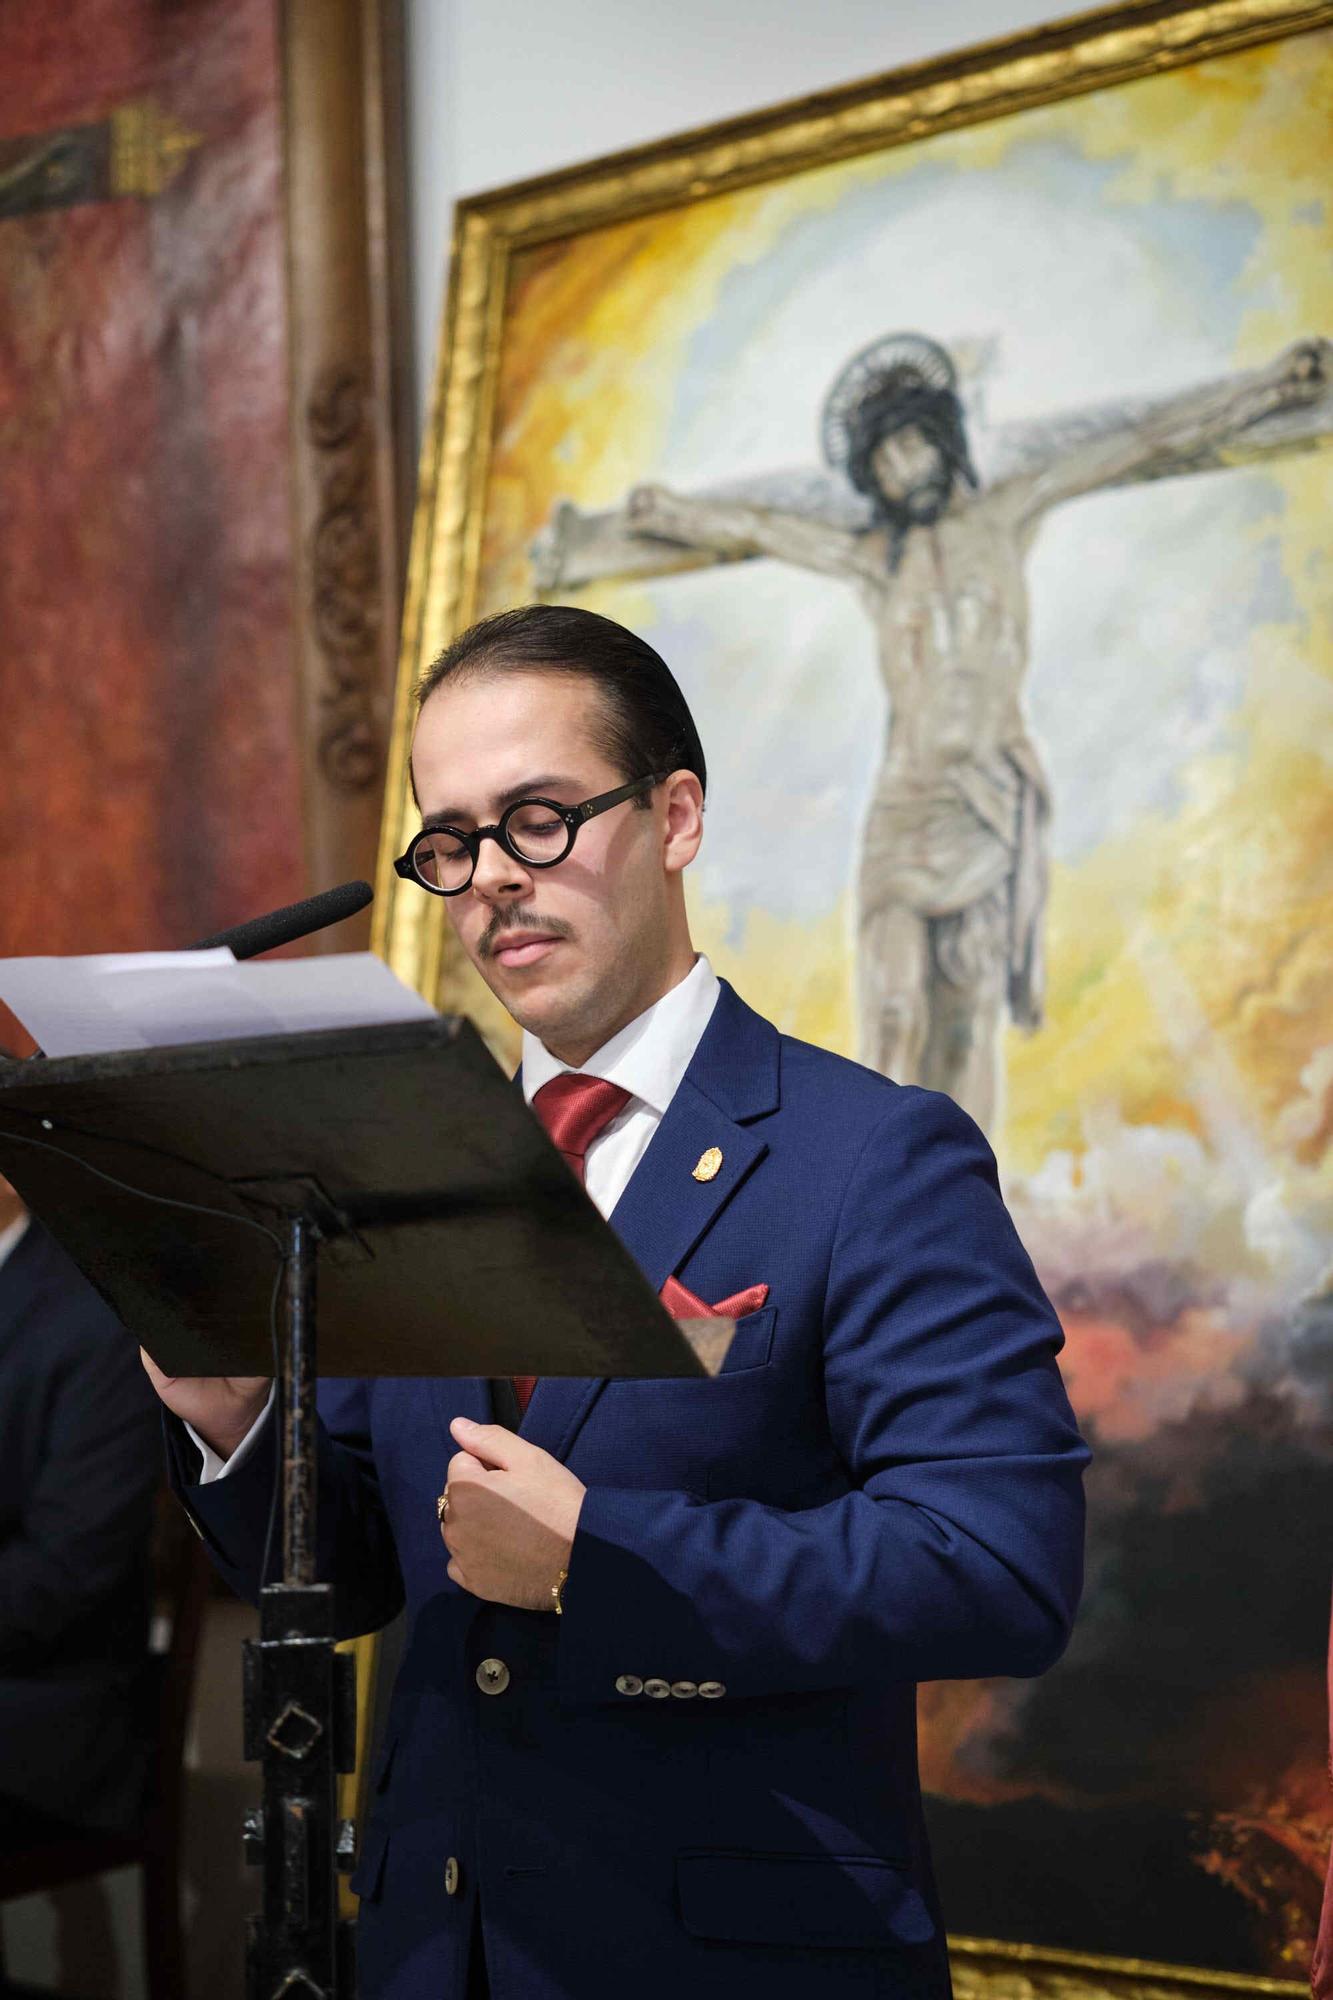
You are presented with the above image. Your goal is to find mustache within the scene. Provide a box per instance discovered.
[478,908,575,959]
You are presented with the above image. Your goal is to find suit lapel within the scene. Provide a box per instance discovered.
[0,1220,40,1323]
[605,1077,767,1291]
[429,1372,496,1460]
[519,982,780,1462]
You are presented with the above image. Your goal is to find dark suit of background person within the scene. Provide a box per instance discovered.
[166,974,1090,2000]
[0,1209,161,1850]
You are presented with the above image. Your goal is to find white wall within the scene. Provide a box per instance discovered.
[403,0,1065,432]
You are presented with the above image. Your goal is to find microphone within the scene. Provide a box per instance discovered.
[190,880,374,960]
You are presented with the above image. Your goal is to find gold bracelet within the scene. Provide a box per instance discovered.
[551,1567,568,1615]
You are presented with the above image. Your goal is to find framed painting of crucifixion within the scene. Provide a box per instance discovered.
[376,3,1333,1994]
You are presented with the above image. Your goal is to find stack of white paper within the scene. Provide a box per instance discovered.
[0,951,438,1059]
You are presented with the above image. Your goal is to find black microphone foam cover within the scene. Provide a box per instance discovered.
[190,880,374,960]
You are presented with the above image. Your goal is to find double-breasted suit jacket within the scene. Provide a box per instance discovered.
[175,980,1089,1999]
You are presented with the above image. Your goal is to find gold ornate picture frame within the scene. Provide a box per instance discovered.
[374,0,1331,1001]
[374,2,1333,1990]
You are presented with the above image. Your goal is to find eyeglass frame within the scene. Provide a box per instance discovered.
[393,771,670,896]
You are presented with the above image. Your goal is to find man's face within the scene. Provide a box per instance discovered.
[410,670,698,1061]
[870,423,953,522]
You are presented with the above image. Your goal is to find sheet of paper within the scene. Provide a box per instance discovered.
[0,950,437,1058]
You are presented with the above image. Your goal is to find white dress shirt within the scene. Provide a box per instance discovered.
[519,953,719,1219]
[194,955,721,1482]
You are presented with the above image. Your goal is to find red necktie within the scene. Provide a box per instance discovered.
[513,1074,632,1415]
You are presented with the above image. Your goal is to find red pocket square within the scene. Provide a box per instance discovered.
[661,1275,769,1320]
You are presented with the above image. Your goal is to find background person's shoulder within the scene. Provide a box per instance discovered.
[14,1218,142,1362]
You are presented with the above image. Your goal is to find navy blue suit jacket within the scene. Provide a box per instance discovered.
[176,981,1088,1998]
[1,1220,160,1833]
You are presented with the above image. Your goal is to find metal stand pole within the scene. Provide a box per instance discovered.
[283,1215,317,1587]
[243,1215,358,1999]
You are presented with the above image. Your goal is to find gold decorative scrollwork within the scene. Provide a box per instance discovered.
[307,365,383,794]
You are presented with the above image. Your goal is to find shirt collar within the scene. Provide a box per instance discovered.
[0,1213,30,1272]
[521,955,720,1117]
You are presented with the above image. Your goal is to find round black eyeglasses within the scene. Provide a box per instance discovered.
[394,772,668,896]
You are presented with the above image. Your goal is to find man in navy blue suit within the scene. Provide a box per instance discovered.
[147,604,1089,1999]
[0,1176,159,1851]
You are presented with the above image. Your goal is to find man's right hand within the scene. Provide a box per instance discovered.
[139,1351,271,1462]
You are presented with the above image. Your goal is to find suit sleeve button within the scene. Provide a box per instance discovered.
[670,1681,698,1698]
[615,1675,644,1696]
[697,1681,726,1699]
[643,1678,671,1699]
[444,1856,460,1896]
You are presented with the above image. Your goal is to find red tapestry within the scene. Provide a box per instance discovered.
[0,0,304,966]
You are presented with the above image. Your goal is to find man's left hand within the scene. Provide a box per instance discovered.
[441,1417,586,1612]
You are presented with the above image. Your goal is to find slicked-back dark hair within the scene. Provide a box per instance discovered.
[415,603,707,801]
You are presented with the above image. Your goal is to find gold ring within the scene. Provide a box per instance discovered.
[436,1488,450,1524]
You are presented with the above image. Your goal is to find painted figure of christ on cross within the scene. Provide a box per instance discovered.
[533,332,1332,1131]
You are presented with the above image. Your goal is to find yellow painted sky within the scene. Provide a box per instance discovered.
[468,32,1333,1192]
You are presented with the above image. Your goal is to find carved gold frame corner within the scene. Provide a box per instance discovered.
[371,1,1332,1986]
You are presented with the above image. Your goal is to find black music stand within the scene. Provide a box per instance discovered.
[0,1016,709,2000]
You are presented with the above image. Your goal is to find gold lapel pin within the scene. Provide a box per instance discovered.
[692,1146,723,1183]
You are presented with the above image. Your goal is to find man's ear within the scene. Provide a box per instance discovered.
[662,771,705,875]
